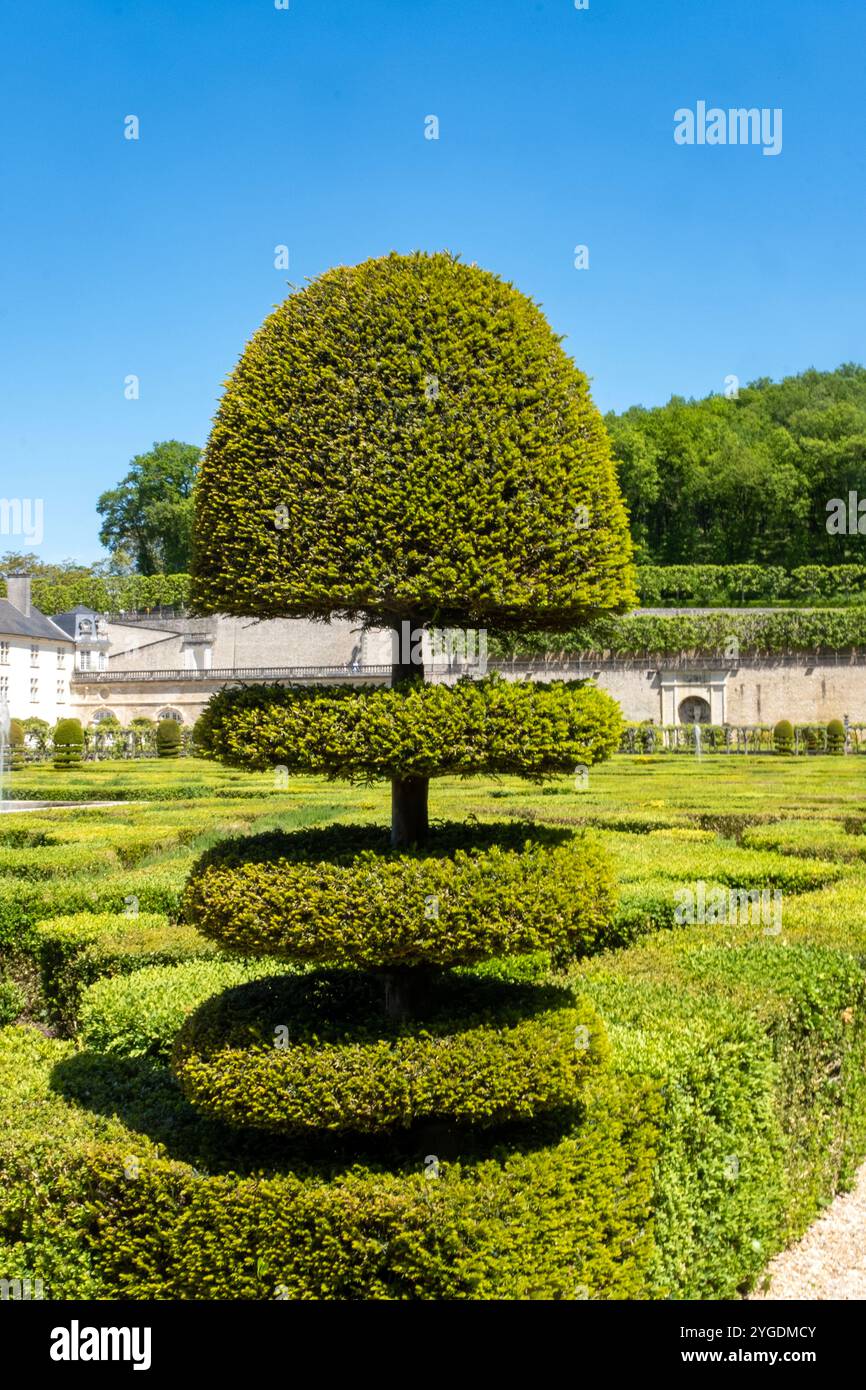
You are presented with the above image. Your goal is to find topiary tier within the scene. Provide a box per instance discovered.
[173,972,608,1135]
[168,251,636,1297]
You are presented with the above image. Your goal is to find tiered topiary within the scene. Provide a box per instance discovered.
[827,718,846,754]
[773,719,794,754]
[156,718,182,758]
[52,717,84,769]
[8,719,25,771]
[175,251,637,1296]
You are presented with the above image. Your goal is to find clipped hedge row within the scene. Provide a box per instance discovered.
[17,562,866,621]
[173,972,606,1135]
[34,913,221,1030]
[496,609,866,659]
[195,675,623,780]
[183,823,617,968]
[0,1025,657,1300]
[5,924,866,1299]
[0,860,190,951]
[1,572,191,618]
[601,830,844,894]
[0,843,119,881]
[635,563,866,606]
[578,935,866,1297]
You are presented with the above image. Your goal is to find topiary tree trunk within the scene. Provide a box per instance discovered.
[171,252,637,1299]
[389,617,429,847]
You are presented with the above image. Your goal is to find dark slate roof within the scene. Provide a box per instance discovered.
[51,606,100,638]
[0,599,75,643]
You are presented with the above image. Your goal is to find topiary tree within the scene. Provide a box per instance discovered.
[174,252,637,1297]
[773,719,794,755]
[827,718,845,754]
[8,718,25,771]
[156,718,182,758]
[52,717,84,769]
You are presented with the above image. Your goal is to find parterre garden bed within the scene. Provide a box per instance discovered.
[2,755,866,1299]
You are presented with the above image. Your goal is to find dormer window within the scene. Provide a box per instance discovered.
[79,619,93,636]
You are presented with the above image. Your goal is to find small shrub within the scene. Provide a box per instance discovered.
[773,719,794,754]
[827,718,846,754]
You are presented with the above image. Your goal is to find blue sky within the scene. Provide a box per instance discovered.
[1,0,864,562]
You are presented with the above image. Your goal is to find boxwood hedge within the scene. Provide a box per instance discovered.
[34,913,222,1031]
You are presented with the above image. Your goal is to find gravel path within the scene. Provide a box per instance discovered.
[748,1163,866,1300]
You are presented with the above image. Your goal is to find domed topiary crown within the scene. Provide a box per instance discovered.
[192,251,635,629]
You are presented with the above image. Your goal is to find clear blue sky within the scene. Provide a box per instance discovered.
[1,0,864,562]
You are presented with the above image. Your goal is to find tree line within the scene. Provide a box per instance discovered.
[607,363,866,565]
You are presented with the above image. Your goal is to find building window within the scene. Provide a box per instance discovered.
[0,642,8,665]
[78,650,92,671]
[57,680,66,703]
[91,709,115,724]
[158,708,183,724]
[0,676,8,699]
[30,679,38,703]
[57,647,66,668]
[30,645,39,666]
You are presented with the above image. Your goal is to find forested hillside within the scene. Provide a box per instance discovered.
[607,364,866,566]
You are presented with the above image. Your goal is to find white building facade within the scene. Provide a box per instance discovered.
[0,575,75,724]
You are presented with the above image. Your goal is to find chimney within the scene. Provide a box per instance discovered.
[6,572,32,616]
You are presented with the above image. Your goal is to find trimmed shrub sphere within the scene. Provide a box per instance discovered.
[173,973,607,1134]
[827,718,845,753]
[773,719,794,754]
[183,822,618,968]
[195,675,622,780]
[192,252,635,629]
[53,718,84,768]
